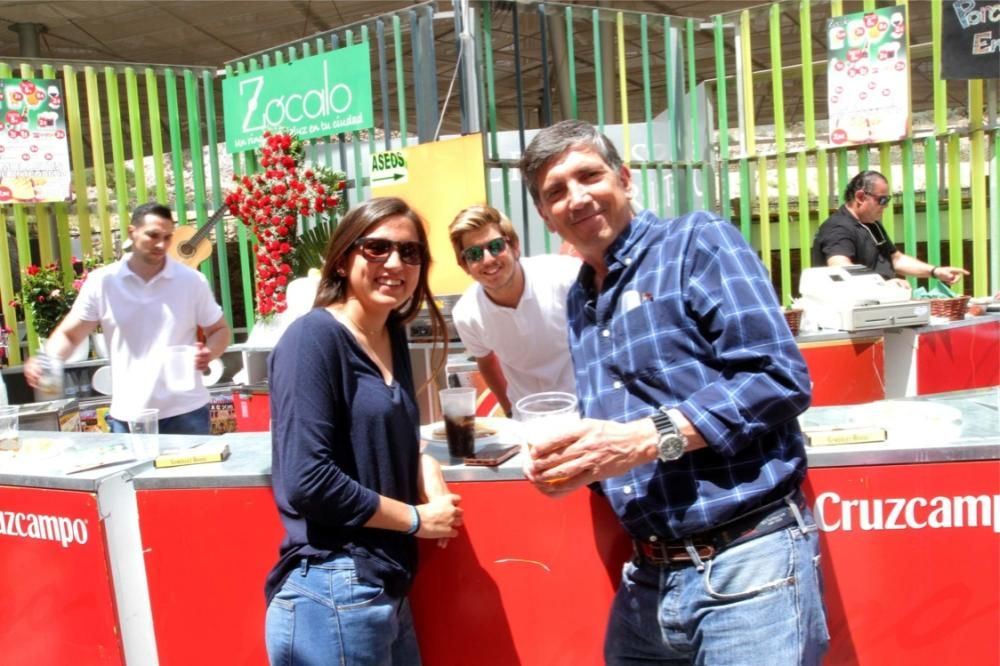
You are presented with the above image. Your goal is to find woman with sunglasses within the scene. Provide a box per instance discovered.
[812,170,968,286]
[265,197,462,665]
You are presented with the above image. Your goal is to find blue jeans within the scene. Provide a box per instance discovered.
[106,405,210,435]
[604,512,829,665]
[265,554,421,666]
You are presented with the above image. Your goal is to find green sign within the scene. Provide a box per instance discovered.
[223,45,373,153]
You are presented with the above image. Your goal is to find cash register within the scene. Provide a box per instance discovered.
[798,265,930,332]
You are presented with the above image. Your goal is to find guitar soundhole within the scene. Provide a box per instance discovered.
[179,243,194,257]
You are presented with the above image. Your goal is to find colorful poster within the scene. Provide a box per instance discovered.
[222,45,374,153]
[0,79,72,204]
[826,7,910,146]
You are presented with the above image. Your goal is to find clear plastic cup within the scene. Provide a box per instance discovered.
[164,345,198,392]
[128,408,160,458]
[515,391,580,484]
[0,405,19,451]
[439,387,476,459]
[34,351,64,400]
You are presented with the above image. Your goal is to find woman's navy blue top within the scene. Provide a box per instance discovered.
[265,308,420,605]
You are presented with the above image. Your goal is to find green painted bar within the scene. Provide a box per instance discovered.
[757,157,772,275]
[946,135,962,276]
[799,0,816,149]
[616,12,630,161]
[641,15,653,208]
[878,146,894,242]
[42,61,73,289]
[360,26,377,158]
[0,205,19,364]
[202,69,233,329]
[797,155,811,271]
[393,15,408,148]
[163,69,187,227]
[183,70,214,285]
[62,66,92,257]
[712,15,730,218]
[13,205,38,352]
[992,130,999,294]
[857,147,869,171]
[768,7,790,299]
[124,68,148,204]
[817,148,829,237]
[233,61,256,332]
[739,158,751,242]
[146,69,168,204]
[84,67,113,261]
[923,137,941,269]
[864,0,876,12]
[686,19,701,206]
[482,8,498,160]
[901,139,917,286]
[968,80,986,295]
[345,30,365,202]
[836,151,848,207]
[593,9,604,131]
[931,0,947,133]
[501,164,512,220]
[104,67,130,240]
[566,7,577,119]
[664,17,681,215]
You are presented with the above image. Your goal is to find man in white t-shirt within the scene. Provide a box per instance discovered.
[449,205,580,417]
[25,202,230,434]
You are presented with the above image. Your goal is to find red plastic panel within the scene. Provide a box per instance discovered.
[804,461,1000,666]
[916,320,1000,395]
[136,487,283,666]
[0,485,124,666]
[799,337,886,406]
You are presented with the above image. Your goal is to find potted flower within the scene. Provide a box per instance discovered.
[9,256,102,361]
[225,130,347,321]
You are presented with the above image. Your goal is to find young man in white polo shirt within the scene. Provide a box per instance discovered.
[448,205,580,417]
[25,202,230,434]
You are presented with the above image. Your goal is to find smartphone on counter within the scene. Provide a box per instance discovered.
[464,444,519,467]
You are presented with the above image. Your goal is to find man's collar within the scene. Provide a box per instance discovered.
[120,254,175,282]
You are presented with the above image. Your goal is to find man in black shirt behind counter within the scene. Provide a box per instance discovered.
[812,170,968,286]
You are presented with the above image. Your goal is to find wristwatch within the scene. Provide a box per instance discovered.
[650,407,686,462]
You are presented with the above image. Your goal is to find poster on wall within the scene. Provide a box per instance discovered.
[0,79,72,204]
[222,45,374,153]
[941,0,1000,79]
[826,7,910,146]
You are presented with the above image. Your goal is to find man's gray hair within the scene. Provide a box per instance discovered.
[520,120,624,206]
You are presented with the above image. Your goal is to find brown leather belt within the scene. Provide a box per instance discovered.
[635,492,805,567]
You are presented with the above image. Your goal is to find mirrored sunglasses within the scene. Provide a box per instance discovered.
[351,237,425,266]
[865,191,892,207]
[461,237,509,263]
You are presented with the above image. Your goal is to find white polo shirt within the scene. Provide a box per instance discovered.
[69,256,224,421]
[452,254,581,406]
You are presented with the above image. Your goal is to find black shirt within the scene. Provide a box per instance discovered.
[811,205,897,281]
[265,308,420,605]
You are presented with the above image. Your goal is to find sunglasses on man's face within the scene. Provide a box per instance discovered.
[461,237,509,263]
[351,237,425,266]
[864,191,892,207]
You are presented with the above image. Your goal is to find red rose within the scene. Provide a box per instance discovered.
[276,275,288,286]
[279,264,291,275]
[26,264,40,276]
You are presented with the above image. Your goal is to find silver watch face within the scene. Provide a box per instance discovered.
[658,433,684,461]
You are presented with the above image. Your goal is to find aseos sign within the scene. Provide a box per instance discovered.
[222,45,374,153]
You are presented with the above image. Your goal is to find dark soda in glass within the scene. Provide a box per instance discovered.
[445,414,475,459]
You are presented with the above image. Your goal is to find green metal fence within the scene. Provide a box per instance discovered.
[1,0,995,367]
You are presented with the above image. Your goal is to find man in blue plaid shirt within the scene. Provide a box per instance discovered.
[521,120,828,665]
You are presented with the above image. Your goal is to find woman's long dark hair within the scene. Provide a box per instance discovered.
[313,196,448,390]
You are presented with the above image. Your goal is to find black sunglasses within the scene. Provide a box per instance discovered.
[461,237,509,263]
[864,191,892,207]
[351,237,425,266]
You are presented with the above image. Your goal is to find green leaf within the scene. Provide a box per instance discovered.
[292,219,337,278]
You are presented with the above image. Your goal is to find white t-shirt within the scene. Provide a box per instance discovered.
[70,256,224,421]
[452,254,581,407]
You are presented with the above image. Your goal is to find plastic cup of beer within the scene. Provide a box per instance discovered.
[515,391,579,483]
[128,408,160,458]
[0,405,19,451]
[34,351,64,401]
[164,345,198,392]
[439,387,476,460]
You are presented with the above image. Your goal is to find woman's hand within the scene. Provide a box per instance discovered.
[415,493,463,542]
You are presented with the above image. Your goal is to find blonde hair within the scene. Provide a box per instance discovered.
[447,205,520,265]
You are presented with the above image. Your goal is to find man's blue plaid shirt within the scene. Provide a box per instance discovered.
[567,209,812,540]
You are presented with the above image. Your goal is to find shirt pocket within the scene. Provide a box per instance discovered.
[608,299,682,385]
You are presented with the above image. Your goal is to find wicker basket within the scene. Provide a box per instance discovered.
[929,295,969,321]
[783,309,803,336]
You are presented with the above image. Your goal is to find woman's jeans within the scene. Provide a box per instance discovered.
[106,404,210,435]
[604,512,830,666]
[265,554,421,666]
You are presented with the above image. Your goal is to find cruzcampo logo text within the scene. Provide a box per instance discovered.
[222,45,374,153]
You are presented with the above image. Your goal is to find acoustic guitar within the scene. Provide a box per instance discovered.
[168,206,227,269]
